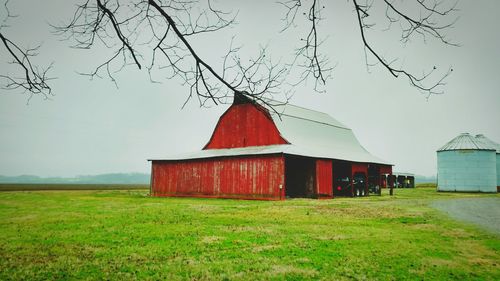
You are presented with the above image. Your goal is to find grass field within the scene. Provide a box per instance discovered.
[0,186,498,280]
[0,183,149,191]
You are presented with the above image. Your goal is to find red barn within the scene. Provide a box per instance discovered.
[149,94,392,200]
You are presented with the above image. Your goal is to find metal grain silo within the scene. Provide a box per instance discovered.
[475,134,500,191]
[437,133,497,192]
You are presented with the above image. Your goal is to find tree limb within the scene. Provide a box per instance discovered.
[0,0,53,100]
[352,0,457,96]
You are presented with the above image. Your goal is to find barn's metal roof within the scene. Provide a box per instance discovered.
[151,100,391,165]
[271,102,350,130]
[268,103,390,164]
[149,143,389,164]
[437,133,497,152]
[149,145,288,161]
[392,172,415,177]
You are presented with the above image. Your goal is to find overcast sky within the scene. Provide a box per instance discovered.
[1,0,499,177]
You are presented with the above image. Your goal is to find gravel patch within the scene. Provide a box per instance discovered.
[431,197,500,236]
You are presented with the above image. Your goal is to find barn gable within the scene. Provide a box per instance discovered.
[203,97,288,149]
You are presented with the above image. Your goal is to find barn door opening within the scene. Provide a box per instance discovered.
[285,155,315,198]
[367,164,381,195]
[332,160,352,197]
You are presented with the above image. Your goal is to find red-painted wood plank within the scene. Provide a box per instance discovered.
[316,159,333,198]
[203,103,288,149]
[151,154,285,200]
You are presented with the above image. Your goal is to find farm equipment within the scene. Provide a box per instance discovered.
[334,172,368,197]
[352,172,367,197]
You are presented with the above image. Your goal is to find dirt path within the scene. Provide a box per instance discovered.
[431,197,500,236]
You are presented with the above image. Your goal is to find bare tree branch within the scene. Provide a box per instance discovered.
[279,0,457,97]
[352,0,457,96]
[0,0,53,100]
[96,0,142,69]
[54,0,290,112]
[279,0,333,92]
[44,0,458,107]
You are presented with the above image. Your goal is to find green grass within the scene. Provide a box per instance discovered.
[0,183,149,191]
[0,187,498,280]
[415,183,437,189]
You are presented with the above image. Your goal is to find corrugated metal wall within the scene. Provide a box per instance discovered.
[496,154,500,190]
[437,150,496,192]
[152,154,285,200]
[204,103,288,149]
[316,159,333,198]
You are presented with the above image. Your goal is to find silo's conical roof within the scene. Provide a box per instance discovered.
[437,133,497,152]
[475,134,500,153]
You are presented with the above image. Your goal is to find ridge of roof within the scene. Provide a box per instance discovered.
[277,113,351,131]
[260,98,350,129]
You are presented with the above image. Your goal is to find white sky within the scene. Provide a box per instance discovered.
[0,0,499,177]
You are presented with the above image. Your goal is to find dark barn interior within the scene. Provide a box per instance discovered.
[332,160,352,196]
[285,155,316,198]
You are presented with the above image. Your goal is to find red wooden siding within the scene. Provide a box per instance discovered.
[351,163,368,175]
[316,159,333,198]
[152,154,285,200]
[379,165,392,175]
[204,103,288,149]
